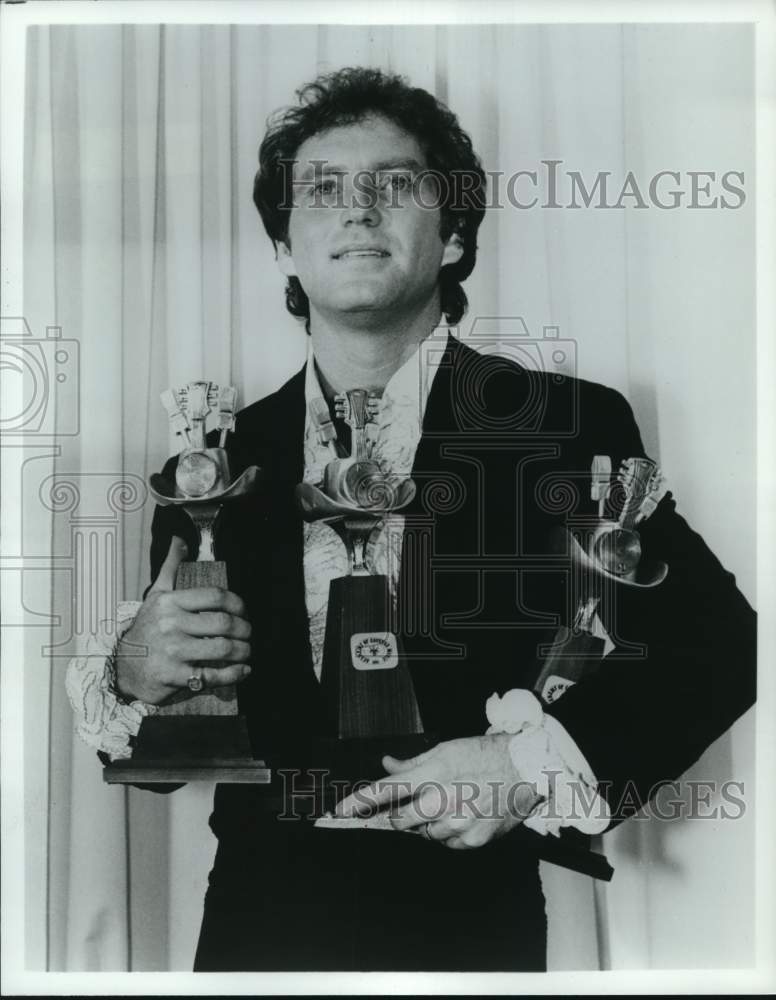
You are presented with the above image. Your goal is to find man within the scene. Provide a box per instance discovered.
[67,67,756,971]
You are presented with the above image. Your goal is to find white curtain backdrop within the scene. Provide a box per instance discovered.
[20,22,755,971]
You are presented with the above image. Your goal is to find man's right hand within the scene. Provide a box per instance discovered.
[115,536,252,705]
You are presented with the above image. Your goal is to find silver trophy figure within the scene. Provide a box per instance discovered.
[104,380,270,784]
[534,455,669,705]
[295,388,423,745]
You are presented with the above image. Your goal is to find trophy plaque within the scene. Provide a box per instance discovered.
[534,455,669,704]
[104,380,270,785]
[295,389,432,785]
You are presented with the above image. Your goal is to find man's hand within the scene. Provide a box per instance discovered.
[115,536,252,704]
[335,736,543,850]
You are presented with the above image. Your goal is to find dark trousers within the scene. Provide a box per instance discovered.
[193,824,547,972]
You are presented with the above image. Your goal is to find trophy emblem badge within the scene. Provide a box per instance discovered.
[351,633,399,670]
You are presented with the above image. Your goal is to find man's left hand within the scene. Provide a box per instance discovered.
[334,735,543,850]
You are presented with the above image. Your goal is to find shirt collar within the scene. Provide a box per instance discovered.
[303,330,447,420]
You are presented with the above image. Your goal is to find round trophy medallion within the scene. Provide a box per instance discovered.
[344,462,394,509]
[593,526,642,577]
[176,450,219,497]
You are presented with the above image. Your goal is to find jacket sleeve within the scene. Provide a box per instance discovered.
[543,388,756,821]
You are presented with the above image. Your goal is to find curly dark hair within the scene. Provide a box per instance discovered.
[253,67,487,329]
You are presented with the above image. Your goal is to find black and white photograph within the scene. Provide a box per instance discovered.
[1,0,774,993]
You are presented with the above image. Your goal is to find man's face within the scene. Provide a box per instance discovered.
[276,115,462,325]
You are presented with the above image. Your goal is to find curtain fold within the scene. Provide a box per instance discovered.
[22,22,755,972]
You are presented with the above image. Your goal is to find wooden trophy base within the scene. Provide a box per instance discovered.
[103,558,270,785]
[305,572,432,803]
[103,715,270,784]
[534,628,605,705]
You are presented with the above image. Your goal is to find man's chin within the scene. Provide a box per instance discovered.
[312,287,439,329]
[323,297,400,323]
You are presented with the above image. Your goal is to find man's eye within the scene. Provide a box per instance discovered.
[379,173,413,192]
[306,178,341,203]
[313,179,338,195]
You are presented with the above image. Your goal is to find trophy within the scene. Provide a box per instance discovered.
[104,381,271,785]
[500,456,669,882]
[534,455,669,704]
[295,389,430,781]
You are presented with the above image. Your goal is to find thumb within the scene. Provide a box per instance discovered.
[382,745,438,774]
[382,755,413,774]
[150,535,188,592]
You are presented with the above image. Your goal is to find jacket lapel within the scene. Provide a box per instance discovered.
[231,365,327,743]
[398,335,566,736]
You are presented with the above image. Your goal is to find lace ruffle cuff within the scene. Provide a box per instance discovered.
[65,601,157,761]
[485,688,611,837]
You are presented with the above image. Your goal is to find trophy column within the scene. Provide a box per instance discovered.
[296,388,431,785]
[320,516,423,743]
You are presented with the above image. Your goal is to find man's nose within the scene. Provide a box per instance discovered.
[341,179,382,225]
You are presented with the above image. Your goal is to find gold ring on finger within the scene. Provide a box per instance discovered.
[187,670,205,693]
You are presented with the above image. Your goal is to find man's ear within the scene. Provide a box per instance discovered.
[276,240,297,277]
[441,231,464,268]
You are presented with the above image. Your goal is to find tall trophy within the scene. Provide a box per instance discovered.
[510,455,670,880]
[104,380,271,785]
[534,455,669,704]
[295,389,430,784]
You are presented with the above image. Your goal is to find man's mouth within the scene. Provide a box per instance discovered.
[332,249,390,260]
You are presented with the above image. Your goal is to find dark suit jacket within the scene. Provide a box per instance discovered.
[148,334,756,970]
